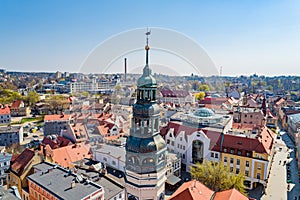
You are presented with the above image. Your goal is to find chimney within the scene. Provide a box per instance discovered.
[124,58,127,82]
[71,180,76,188]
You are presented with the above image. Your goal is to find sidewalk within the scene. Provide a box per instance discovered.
[261,138,288,200]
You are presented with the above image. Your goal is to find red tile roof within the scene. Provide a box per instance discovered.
[10,148,35,176]
[232,123,258,130]
[0,106,10,115]
[10,100,23,109]
[199,97,227,105]
[72,123,88,142]
[161,89,190,98]
[41,135,71,149]
[212,127,274,155]
[169,180,214,200]
[44,114,71,121]
[214,188,249,200]
[162,122,222,149]
[274,98,285,107]
[170,181,250,200]
[48,143,91,168]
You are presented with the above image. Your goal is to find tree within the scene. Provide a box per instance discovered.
[195,92,205,100]
[26,91,40,106]
[0,89,22,104]
[190,160,246,195]
[198,84,209,91]
[45,95,69,114]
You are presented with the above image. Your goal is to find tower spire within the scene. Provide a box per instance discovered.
[145,28,151,65]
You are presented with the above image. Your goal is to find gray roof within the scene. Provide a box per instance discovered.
[0,152,12,163]
[289,113,300,123]
[28,163,103,200]
[76,168,124,200]
[0,186,20,200]
[94,144,125,162]
[0,126,21,134]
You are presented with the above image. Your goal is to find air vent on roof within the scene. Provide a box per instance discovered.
[237,142,242,145]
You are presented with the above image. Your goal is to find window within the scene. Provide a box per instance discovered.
[171,141,174,146]
[224,148,227,152]
[230,158,234,164]
[257,173,261,179]
[257,163,261,170]
[237,150,241,155]
[167,139,170,144]
[246,161,249,167]
[215,153,218,158]
[177,144,180,148]
[230,149,234,154]
[224,157,227,163]
[246,152,251,157]
[245,170,249,176]
[103,157,107,162]
[236,168,240,174]
[211,152,214,158]
[183,146,185,150]
[182,154,185,159]
[237,159,240,165]
[180,137,182,141]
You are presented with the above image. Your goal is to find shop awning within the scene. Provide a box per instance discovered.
[166,174,181,185]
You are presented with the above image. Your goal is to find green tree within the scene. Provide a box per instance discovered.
[198,84,209,91]
[26,91,40,106]
[45,95,69,114]
[81,91,90,98]
[190,160,247,195]
[195,92,205,100]
[0,89,22,104]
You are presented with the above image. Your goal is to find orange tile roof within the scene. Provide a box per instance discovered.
[50,143,91,168]
[0,106,10,115]
[44,114,71,121]
[214,188,249,200]
[258,126,276,155]
[10,100,23,109]
[169,180,214,200]
[10,148,35,176]
[232,123,258,130]
[72,123,88,142]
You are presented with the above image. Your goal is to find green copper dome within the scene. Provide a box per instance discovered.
[137,64,157,87]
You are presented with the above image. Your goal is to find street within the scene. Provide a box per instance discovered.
[261,131,300,200]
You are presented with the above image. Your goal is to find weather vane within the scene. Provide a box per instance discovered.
[145,28,151,46]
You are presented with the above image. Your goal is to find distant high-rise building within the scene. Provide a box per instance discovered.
[125,31,167,200]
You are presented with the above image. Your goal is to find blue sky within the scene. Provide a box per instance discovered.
[0,0,300,76]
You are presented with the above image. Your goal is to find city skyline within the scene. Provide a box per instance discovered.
[1,0,300,76]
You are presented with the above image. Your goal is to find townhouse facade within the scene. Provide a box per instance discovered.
[44,114,72,136]
[0,105,11,125]
[163,120,275,189]
[0,125,23,146]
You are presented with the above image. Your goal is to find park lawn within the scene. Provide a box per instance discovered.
[11,116,44,125]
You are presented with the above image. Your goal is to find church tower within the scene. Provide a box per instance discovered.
[125,31,167,200]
